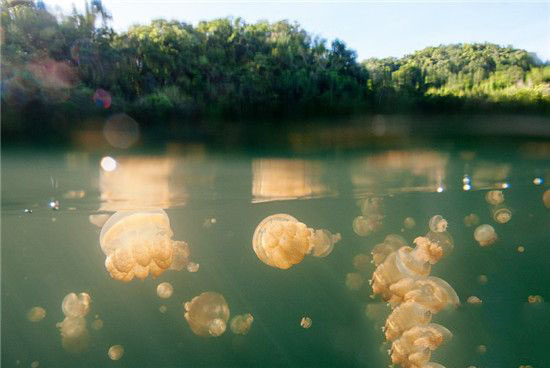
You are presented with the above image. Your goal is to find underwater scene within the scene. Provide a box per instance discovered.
[1,144,549,368]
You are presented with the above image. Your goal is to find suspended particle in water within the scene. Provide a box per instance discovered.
[467,296,483,305]
[203,218,217,228]
[24,209,32,214]
[533,177,543,185]
[31,361,39,368]
[62,292,91,318]
[345,272,364,291]
[492,206,512,224]
[27,307,46,322]
[485,190,504,205]
[528,295,543,304]
[49,200,60,211]
[187,262,200,273]
[543,189,550,208]
[230,313,254,335]
[352,253,370,271]
[159,305,167,314]
[403,217,416,229]
[300,316,312,329]
[100,156,117,172]
[474,224,498,247]
[156,282,173,299]
[184,292,230,337]
[252,214,341,269]
[464,213,480,227]
[429,215,448,233]
[478,275,488,285]
[91,318,103,330]
[108,345,124,360]
[93,88,112,109]
[477,345,487,354]
[517,246,525,253]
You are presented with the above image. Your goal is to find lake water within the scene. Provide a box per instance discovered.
[1,143,549,368]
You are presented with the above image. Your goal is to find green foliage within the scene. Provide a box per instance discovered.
[1,1,549,141]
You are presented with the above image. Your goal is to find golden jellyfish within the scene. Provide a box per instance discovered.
[544,189,550,208]
[478,275,488,284]
[91,318,103,330]
[403,217,416,229]
[517,246,525,253]
[428,215,448,233]
[353,214,383,236]
[474,224,498,247]
[467,296,483,305]
[100,210,192,282]
[31,361,39,368]
[184,292,230,337]
[477,344,487,354]
[62,292,91,318]
[390,324,452,367]
[300,316,312,329]
[159,305,168,314]
[464,213,480,227]
[527,295,543,304]
[252,214,341,269]
[371,234,407,267]
[27,306,46,322]
[485,190,504,205]
[230,313,254,335]
[492,206,512,224]
[345,272,364,291]
[384,301,432,341]
[108,345,124,360]
[156,282,173,299]
[186,262,200,273]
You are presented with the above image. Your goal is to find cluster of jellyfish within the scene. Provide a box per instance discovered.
[485,190,512,224]
[370,215,459,368]
[56,292,92,353]
[252,214,341,269]
[353,197,384,237]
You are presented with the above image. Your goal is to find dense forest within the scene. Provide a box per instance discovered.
[2,0,549,141]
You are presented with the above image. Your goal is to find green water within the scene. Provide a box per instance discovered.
[1,145,549,368]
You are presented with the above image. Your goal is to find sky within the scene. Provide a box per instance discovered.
[46,0,550,61]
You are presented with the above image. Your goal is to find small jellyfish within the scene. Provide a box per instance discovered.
[89,214,110,228]
[428,215,448,233]
[187,262,200,273]
[353,215,383,237]
[474,224,497,247]
[477,344,487,354]
[485,190,504,205]
[352,253,370,271]
[91,318,103,330]
[108,345,124,360]
[159,305,168,314]
[156,282,173,299]
[464,213,480,227]
[492,206,512,224]
[528,295,543,304]
[517,246,525,253]
[345,272,364,291]
[252,214,341,269]
[62,292,91,318]
[478,275,488,284]
[467,296,483,305]
[57,316,90,353]
[100,210,189,282]
[543,189,550,208]
[403,217,416,229]
[27,306,46,322]
[184,292,230,337]
[300,316,312,329]
[31,361,39,368]
[230,313,254,335]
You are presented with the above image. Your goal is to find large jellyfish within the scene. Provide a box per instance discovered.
[474,224,497,247]
[390,324,452,367]
[184,292,230,337]
[252,214,341,269]
[99,209,193,281]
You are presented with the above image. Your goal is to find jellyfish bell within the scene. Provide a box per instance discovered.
[62,292,91,318]
[384,301,432,341]
[156,282,173,299]
[428,215,448,233]
[230,313,254,335]
[100,210,181,281]
[492,206,512,224]
[474,224,498,247]
[184,292,230,337]
[252,214,340,269]
[390,324,452,367]
[108,345,124,360]
[27,306,46,322]
[485,190,504,205]
[403,277,460,312]
[300,316,312,329]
